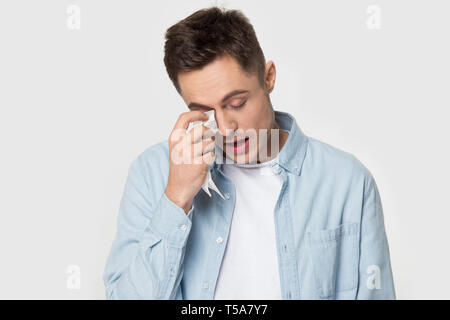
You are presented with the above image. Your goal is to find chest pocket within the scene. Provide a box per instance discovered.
[306,222,360,299]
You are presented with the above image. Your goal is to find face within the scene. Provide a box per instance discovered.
[178,54,279,164]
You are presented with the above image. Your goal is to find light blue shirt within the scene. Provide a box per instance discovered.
[103,110,396,299]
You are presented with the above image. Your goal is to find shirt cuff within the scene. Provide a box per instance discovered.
[147,192,194,248]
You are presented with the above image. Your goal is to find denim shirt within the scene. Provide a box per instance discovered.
[103,110,396,300]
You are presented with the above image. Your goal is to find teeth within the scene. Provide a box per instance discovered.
[226,138,246,146]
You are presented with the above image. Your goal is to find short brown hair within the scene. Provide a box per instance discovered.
[163,6,266,94]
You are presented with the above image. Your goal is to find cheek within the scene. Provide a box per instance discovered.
[250,100,271,126]
[237,99,271,130]
[238,115,264,133]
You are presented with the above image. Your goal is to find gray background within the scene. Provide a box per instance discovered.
[0,0,449,299]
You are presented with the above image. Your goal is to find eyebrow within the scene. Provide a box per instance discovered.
[188,89,249,110]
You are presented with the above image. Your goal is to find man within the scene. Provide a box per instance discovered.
[103,6,396,299]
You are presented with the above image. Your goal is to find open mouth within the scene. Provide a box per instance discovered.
[225,137,249,154]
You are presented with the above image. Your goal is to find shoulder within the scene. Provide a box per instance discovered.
[304,136,375,187]
[137,140,169,163]
[128,140,170,182]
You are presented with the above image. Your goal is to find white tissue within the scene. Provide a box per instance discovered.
[186,110,225,200]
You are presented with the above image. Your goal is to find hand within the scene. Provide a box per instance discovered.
[165,111,216,214]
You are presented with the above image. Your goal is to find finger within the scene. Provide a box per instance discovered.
[174,110,209,131]
[193,150,215,166]
[190,125,215,144]
[193,138,215,158]
[202,151,216,166]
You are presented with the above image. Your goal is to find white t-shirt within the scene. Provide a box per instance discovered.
[213,157,283,300]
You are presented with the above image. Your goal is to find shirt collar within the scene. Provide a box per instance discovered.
[213,110,308,176]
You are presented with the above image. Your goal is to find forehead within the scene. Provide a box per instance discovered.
[178,54,258,106]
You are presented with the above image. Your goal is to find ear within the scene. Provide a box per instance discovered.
[264,60,276,94]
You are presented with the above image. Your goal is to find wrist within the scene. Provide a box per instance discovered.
[164,187,192,215]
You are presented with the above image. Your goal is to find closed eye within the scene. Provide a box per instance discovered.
[230,101,246,110]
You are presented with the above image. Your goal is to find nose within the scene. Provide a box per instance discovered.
[214,110,237,138]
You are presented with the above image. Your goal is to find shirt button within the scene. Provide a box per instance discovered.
[203,282,209,289]
[224,193,231,200]
[170,269,175,276]
[180,224,187,231]
[216,236,223,244]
